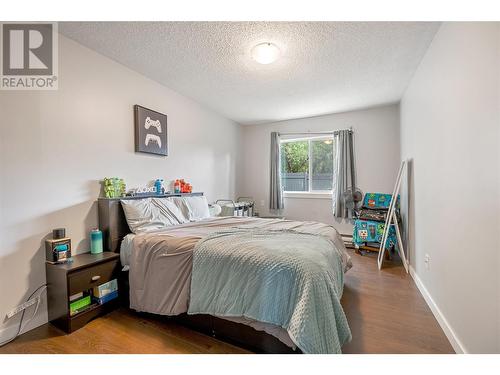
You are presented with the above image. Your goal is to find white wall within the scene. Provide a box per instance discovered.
[238,104,401,234]
[498,26,500,354]
[0,35,242,339]
[400,22,500,353]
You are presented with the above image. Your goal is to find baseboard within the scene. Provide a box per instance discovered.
[409,266,466,354]
[0,310,48,346]
[0,324,19,345]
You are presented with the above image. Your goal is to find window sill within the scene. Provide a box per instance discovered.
[284,192,332,200]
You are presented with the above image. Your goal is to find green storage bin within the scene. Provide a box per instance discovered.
[69,295,91,316]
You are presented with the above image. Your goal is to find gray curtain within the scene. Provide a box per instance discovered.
[269,132,284,210]
[332,130,356,218]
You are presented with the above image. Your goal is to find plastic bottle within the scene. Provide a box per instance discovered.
[90,229,103,254]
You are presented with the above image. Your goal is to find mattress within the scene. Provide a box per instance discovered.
[124,216,351,350]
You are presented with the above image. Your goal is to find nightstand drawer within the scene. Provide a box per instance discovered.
[68,259,118,295]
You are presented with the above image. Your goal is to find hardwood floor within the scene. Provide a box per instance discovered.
[0,249,454,354]
[341,250,454,353]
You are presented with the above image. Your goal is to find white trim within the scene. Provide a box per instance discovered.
[0,324,19,345]
[0,302,47,345]
[0,316,47,344]
[284,192,332,199]
[409,265,466,354]
[307,139,313,192]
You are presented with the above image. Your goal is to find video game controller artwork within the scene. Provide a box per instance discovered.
[134,105,168,156]
[144,117,162,133]
[145,133,162,148]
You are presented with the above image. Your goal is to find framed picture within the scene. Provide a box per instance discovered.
[134,105,168,156]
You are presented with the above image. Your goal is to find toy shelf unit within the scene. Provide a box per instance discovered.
[216,197,255,217]
[352,161,409,273]
[352,193,398,251]
[352,189,407,272]
[353,217,399,254]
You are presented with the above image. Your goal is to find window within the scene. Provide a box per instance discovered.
[280,136,334,193]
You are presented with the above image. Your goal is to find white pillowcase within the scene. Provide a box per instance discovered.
[152,198,189,224]
[121,196,210,233]
[185,196,211,220]
[171,196,210,221]
[120,198,165,234]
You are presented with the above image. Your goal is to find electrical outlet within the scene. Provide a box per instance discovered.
[424,254,431,270]
[260,200,265,207]
[6,297,39,319]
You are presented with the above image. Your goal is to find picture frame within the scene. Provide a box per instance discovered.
[134,104,168,156]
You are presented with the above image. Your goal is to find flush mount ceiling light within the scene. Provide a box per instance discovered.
[251,42,281,64]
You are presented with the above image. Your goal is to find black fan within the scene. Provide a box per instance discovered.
[342,187,364,218]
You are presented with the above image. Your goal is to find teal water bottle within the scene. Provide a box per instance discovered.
[90,229,103,254]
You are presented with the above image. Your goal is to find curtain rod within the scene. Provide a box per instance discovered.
[278,128,352,136]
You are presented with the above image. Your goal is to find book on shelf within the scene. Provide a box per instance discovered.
[69,295,91,316]
[92,279,118,298]
[94,290,118,305]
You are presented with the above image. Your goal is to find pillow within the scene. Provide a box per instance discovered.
[120,198,165,234]
[170,197,191,220]
[171,196,210,221]
[151,198,189,224]
[186,196,211,220]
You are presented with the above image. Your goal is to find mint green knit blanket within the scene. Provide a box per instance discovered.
[188,229,351,354]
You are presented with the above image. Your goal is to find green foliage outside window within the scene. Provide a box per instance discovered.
[281,139,333,173]
[311,140,334,174]
[280,138,334,191]
[281,141,309,173]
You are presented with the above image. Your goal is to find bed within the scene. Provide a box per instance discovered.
[98,193,352,354]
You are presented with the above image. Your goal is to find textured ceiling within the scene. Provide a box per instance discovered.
[59,22,440,124]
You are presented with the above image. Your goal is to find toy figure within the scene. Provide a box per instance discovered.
[173,179,193,194]
[154,179,164,195]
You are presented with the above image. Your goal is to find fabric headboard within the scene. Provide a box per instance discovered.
[97,192,203,252]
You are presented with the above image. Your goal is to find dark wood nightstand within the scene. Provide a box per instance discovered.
[46,252,120,333]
